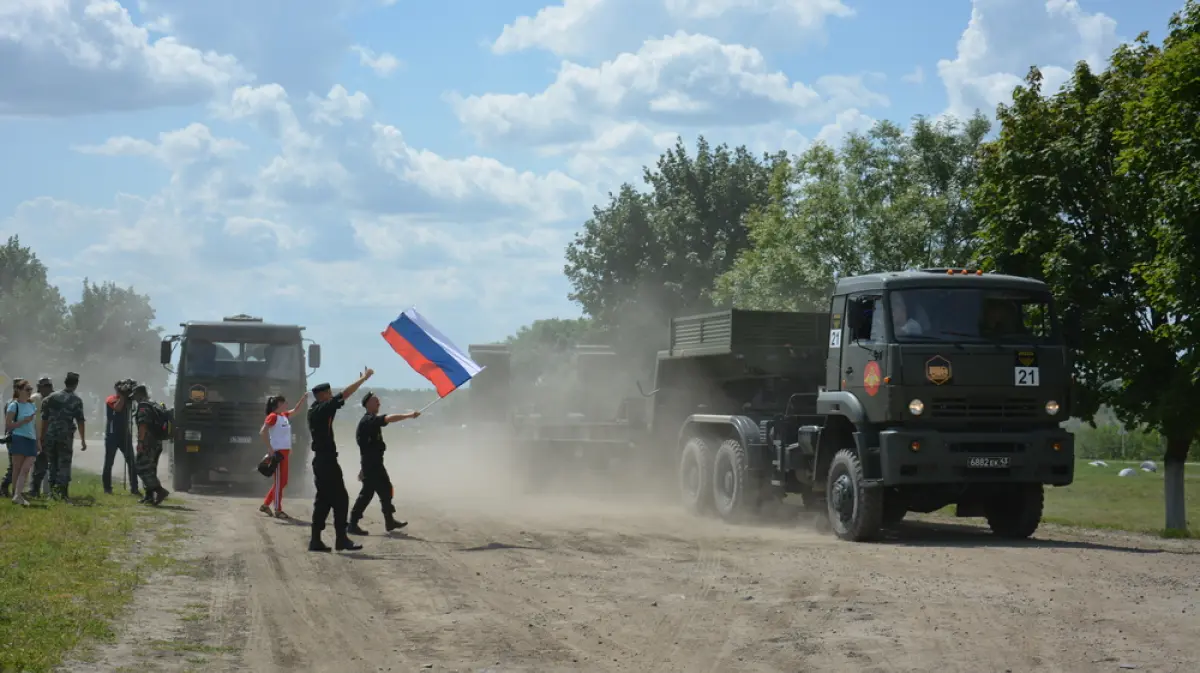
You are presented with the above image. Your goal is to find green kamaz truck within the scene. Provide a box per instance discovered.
[470,268,1075,541]
[159,315,322,493]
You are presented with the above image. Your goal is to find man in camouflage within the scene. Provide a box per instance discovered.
[2,376,52,498]
[133,384,169,506]
[39,371,88,500]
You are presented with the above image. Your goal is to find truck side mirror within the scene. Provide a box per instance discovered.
[308,344,321,368]
[160,340,172,365]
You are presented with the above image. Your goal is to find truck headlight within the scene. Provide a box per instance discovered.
[908,399,924,416]
[184,430,202,441]
[1045,400,1059,416]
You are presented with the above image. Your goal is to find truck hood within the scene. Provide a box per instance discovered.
[894,343,1068,389]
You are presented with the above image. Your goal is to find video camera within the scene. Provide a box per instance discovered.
[114,378,139,398]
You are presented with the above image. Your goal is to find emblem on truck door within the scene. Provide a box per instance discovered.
[863,361,882,396]
[189,384,206,401]
[925,355,952,385]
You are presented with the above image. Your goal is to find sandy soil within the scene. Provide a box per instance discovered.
[59,441,1200,673]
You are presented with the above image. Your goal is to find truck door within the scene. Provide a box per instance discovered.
[841,292,887,420]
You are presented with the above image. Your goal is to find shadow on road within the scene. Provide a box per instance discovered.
[458,541,543,553]
[878,520,1193,554]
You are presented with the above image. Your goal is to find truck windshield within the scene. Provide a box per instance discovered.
[888,288,1059,344]
[183,340,303,380]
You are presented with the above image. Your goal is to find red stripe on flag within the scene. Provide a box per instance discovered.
[382,326,457,396]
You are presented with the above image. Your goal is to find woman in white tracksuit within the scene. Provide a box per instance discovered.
[258,392,306,518]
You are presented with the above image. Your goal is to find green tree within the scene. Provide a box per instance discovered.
[974,29,1195,532]
[0,235,68,374]
[712,114,991,309]
[63,279,166,394]
[1115,1,1200,531]
[564,137,785,327]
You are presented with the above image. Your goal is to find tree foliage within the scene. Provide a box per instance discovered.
[0,235,164,399]
[564,136,786,327]
[712,115,991,310]
[973,7,1199,529]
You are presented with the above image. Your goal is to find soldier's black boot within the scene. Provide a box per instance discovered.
[385,515,408,532]
[347,518,369,536]
[308,533,332,552]
[335,526,362,551]
[152,487,170,506]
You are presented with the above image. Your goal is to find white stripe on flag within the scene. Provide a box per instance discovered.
[403,308,484,378]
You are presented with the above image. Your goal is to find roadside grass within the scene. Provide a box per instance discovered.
[929,460,1198,538]
[0,469,184,673]
[1041,460,1198,537]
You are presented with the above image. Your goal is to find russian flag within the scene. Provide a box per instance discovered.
[381,308,483,397]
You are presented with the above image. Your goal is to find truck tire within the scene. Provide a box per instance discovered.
[882,489,907,526]
[679,436,715,515]
[172,450,192,492]
[712,438,758,522]
[985,484,1044,539]
[825,449,884,542]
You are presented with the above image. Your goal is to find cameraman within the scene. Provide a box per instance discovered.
[103,379,141,496]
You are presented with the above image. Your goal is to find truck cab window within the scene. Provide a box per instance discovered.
[846,295,884,342]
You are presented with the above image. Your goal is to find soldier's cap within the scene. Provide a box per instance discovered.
[36,376,52,387]
[132,384,148,395]
[64,371,80,384]
[311,382,331,395]
[361,391,375,408]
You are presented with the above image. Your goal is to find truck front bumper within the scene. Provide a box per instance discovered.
[877,427,1074,486]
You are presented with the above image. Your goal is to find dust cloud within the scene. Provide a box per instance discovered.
[383,286,717,524]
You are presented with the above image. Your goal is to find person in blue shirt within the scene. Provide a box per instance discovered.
[5,378,41,506]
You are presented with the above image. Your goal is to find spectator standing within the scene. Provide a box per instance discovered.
[258,392,307,519]
[5,379,40,506]
[40,372,87,501]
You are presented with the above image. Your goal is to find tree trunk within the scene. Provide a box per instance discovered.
[1163,434,1190,533]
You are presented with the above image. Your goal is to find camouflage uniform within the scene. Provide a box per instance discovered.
[134,400,164,492]
[40,388,86,498]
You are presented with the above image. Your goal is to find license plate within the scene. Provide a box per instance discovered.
[968,456,1010,468]
[186,444,200,453]
[230,436,252,444]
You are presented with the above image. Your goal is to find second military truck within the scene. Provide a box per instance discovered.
[470,268,1076,541]
[160,315,322,493]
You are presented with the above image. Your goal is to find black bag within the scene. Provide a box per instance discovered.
[257,451,282,478]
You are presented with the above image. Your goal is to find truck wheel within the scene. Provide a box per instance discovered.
[825,449,884,542]
[712,438,758,522]
[679,436,715,515]
[172,454,192,492]
[882,490,907,526]
[985,484,1044,539]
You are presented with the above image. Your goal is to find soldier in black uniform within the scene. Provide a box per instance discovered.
[347,392,419,535]
[306,368,373,553]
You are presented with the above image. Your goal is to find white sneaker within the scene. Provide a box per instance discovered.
[14,496,28,507]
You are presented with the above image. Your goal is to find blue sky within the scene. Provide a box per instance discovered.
[0,0,1186,389]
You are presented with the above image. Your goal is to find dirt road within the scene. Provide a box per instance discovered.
[63,444,1199,673]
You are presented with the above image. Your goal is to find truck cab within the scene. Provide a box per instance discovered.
[783,268,1074,540]
[160,315,321,492]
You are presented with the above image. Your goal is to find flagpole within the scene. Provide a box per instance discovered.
[417,396,443,414]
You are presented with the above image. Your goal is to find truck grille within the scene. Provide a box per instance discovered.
[930,398,1038,419]
[947,441,1026,454]
[182,403,264,429]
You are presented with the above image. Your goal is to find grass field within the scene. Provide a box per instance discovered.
[0,469,182,673]
[1039,459,1199,536]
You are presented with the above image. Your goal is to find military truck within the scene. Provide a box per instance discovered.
[471,269,1075,541]
[159,315,322,493]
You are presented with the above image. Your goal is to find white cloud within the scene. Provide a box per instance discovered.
[454,31,887,147]
[492,0,853,57]
[815,107,874,145]
[309,84,371,125]
[901,65,924,84]
[0,0,249,116]
[351,45,401,76]
[937,0,1120,120]
[73,123,245,165]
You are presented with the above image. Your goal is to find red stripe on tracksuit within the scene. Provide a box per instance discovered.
[264,449,289,510]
